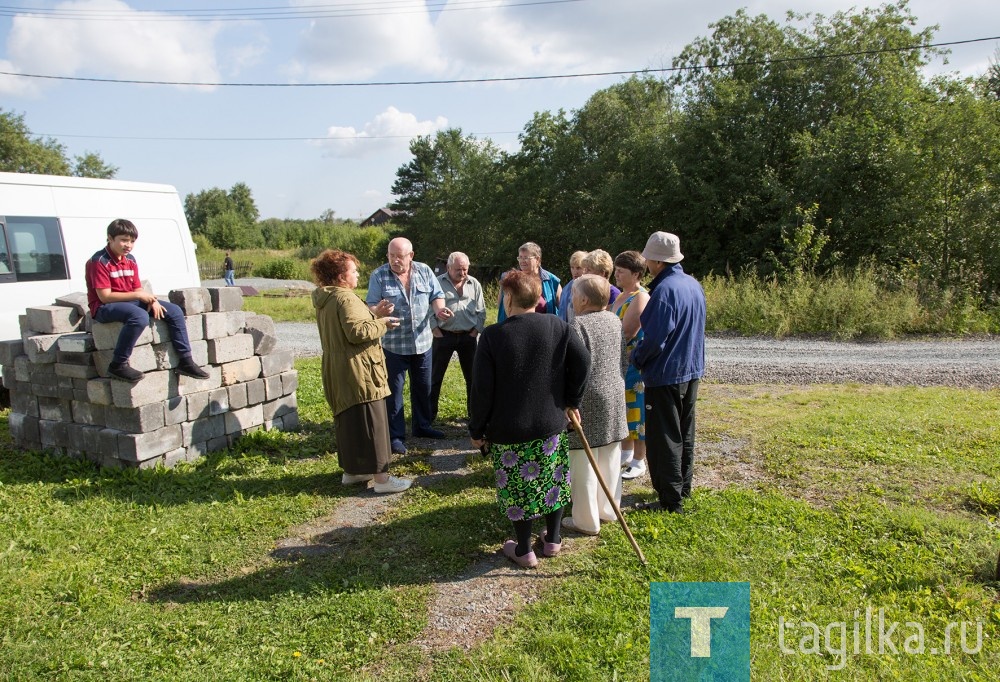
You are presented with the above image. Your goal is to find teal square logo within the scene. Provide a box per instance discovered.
[650,582,750,681]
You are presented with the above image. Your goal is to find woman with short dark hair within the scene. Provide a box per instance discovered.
[311,249,412,494]
[611,250,651,480]
[470,269,590,567]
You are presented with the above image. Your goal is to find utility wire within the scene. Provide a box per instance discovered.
[1,35,997,88]
[0,0,580,21]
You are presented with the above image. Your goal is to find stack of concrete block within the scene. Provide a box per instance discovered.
[1,287,298,469]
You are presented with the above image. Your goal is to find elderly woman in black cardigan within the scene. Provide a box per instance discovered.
[470,269,591,568]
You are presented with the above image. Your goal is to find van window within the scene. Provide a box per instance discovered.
[0,216,69,282]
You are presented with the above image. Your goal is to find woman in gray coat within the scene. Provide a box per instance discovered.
[563,274,629,535]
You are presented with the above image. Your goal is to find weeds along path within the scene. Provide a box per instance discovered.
[272,431,763,655]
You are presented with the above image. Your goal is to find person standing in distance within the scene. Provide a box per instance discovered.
[629,232,705,513]
[223,251,235,287]
[367,237,453,454]
[430,252,486,424]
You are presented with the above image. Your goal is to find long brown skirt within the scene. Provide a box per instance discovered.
[334,400,391,475]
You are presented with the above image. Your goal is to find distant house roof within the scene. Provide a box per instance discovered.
[360,207,402,227]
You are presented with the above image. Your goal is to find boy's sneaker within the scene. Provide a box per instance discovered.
[373,476,412,494]
[175,358,210,379]
[108,362,143,383]
[621,459,647,480]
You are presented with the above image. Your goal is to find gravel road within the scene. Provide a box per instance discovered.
[276,322,1000,388]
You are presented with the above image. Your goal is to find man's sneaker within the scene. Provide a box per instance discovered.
[621,459,647,480]
[342,473,374,485]
[373,475,412,494]
[108,362,143,383]
[175,358,210,379]
[390,439,407,455]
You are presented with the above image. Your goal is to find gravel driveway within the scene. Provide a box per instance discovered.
[276,322,1000,388]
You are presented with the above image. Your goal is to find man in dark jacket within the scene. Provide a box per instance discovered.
[630,232,706,513]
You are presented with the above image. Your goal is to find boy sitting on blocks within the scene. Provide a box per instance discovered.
[85,218,209,383]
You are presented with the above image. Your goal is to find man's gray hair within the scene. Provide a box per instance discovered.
[448,251,470,267]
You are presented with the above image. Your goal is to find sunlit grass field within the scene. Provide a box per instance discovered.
[2,356,999,679]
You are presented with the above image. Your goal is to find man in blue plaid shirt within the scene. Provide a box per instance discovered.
[367,237,453,454]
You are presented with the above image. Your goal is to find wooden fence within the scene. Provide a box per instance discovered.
[198,260,253,280]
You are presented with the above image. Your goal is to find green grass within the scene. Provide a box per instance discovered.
[2,366,1000,680]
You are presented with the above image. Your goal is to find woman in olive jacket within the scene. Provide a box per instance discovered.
[311,250,412,494]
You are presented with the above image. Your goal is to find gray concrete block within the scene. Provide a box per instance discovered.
[9,413,40,445]
[56,350,95,366]
[152,339,209,371]
[226,311,247,336]
[14,355,30,382]
[0,339,24,366]
[227,383,248,410]
[148,315,205,345]
[71,400,106,427]
[186,390,211,420]
[164,395,187,426]
[55,363,99,380]
[105,403,166,434]
[220,356,261,386]
[91,321,152,351]
[281,370,298,396]
[163,447,189,469]
[171,363,221,396]
[54,292,89,318]
[31,384,60,398]
[87,378,114,405]
[56,332,96,353]
[10,386,39,417]
[117,424,183,462]
[184,414,227,444]
[168,288,212,315]
[21,332,60,363]
[26,305,83,334]
[208,287,244,313]
[224,403,264,434]
[1,363,13,388]
[262,394,297,421]
[202,312,229,340]
[110,369,170,408]
[38,397,73,422]
[206,435,230,453]
[39,419,69,447]
[29,362,56,379]
[208,387,229,415]
[94,345,157,377]
[245,378,265,405]
[259,350,294,377]
[207,334,254,364]
[244,314,278,356]
[264,374,283,400]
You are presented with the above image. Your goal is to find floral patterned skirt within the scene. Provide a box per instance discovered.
[490,431,571,521]
[624,363,645,441]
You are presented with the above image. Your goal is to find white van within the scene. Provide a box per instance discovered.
[0,172,201,343]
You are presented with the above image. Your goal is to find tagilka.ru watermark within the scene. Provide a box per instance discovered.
[780,607,983,671]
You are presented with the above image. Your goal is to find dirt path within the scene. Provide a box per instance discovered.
[271,432,763,655]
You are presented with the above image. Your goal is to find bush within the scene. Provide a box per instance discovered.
[254,258,303,280]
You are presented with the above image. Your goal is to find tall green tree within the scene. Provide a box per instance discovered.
[184,183,260,248]
[1,109,117,178]
[72,151,118,179]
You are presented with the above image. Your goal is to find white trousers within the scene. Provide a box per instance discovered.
[568,442,622,534]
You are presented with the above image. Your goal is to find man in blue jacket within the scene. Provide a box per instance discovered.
[630,232,706,513]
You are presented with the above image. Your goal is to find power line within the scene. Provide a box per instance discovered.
[1,34,997,88]
[38,131,522,141]
[0,0,581,22]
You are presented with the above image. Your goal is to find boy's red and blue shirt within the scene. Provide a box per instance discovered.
[85,247,141,317]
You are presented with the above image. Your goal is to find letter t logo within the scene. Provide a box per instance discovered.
[674,607,729,657]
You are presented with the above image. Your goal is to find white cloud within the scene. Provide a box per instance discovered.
[0,59,40,96]
[5,0,224,87]
[290,1,446,80]
[315,106,448,159]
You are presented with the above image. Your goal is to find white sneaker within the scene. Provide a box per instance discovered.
[621,460,647,480]
[342,473,374,485]
[373,475,413,494]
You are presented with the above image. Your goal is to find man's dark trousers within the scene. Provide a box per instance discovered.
[644,379,700,512]
[95,300,190,365]
[429,331,476,422]
[384,349,434,441]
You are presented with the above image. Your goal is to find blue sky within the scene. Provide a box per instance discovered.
[1,0,998,222]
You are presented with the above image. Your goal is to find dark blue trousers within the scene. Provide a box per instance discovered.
[384,348,434,441]
[94,299,191,365]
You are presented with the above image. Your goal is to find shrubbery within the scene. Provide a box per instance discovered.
[254,258,305,280]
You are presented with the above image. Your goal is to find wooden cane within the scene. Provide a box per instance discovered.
[568,411,647,566]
